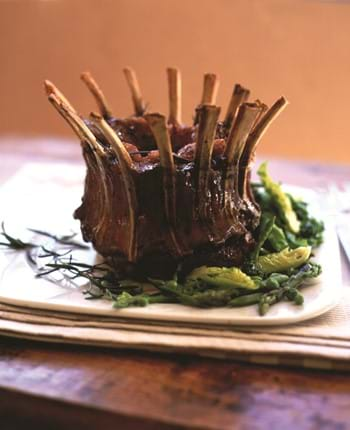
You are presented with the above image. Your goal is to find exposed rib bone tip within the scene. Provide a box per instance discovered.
[123,67,146,116]
[167,68,182,125]
[44,80,54,95]
[80,71,112,118]
[144,112,165,122]
[201,73,219,105]
[44,80,77,113]
[224,83,250,130]
[123,67,134,75]
[81,71,91,80]
[90,111,102,120]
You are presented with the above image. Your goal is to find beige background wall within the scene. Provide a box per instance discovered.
[1,0,350,163]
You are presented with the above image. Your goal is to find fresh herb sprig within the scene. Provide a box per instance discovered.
[33,253,140,300]
[0,223,35,250]
[28,228,89,249]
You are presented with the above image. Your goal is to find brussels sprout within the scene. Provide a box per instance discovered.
[257,246,311,274]
[186,266,257,290]
[258,162,300,233]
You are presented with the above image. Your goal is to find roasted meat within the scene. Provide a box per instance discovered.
[44,68,287,278]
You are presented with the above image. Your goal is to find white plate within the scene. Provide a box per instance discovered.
[0,163,342,326]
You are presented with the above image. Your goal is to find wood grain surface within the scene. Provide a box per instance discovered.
[1,338,350,430]
[0,138,349,430]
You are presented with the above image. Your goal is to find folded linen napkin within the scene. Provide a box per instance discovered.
[0,290,349,371]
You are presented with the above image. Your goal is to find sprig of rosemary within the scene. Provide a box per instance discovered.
[32,249,144,300]
[28,228,89,249]
[0,222,35,250]
[0,223,124,299]
[0,223,89,251]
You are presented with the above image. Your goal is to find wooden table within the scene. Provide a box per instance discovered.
[1,139,350,430]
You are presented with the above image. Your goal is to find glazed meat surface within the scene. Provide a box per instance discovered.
[45,69,287,278]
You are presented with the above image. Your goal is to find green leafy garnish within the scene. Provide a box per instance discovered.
[288,194,324,247]
[257,162,300,233]
[186,266,257,290]
[267,224,289,252]
[257,246,312,274]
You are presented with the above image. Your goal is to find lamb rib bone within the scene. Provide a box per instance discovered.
[47,92,104,156]
[123,67,146,116]
[193,73,219,124]
[239,96,288,199]
[224,84,250,131]
[252,99,268,129]
[195,104,222,243]
[144,113,184,256]
[201,73,219,105]
[44,80,77,114]
[224,102,263,207]
[167,67,182,126]
[195,104,221,219]
[47,90,109,240]
[81,71,113,119]
[90,112,138,261]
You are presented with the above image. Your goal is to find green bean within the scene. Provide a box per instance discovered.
[250,213,275,261]
[229,293,263,307]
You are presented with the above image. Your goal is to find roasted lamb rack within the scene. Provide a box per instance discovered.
[44,68,287,278]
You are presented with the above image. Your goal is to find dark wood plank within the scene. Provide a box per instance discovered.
[0,337,350,430]
[0,387,182,430]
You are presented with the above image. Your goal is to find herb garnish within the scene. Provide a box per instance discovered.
[0,222,35,250]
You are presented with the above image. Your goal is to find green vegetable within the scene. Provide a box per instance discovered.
[259,292,281,315]
[258,273,290,289]
[251,213,275,261]
[113,292,171,308]
[288,194,324,247]
[258,162,300,233]
[257,263,320,315]
[229,293,263,307]
[284,231,309,249]
[267,224,289,252]
[186,266,257,290]
[285,262,322,288]
[153,280,239,307]
[179,289,237,308]
[257,246,311,274]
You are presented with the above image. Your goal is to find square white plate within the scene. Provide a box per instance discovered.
[0,163,342,326]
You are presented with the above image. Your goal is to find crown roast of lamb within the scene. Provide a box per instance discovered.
[44,68,287,279]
